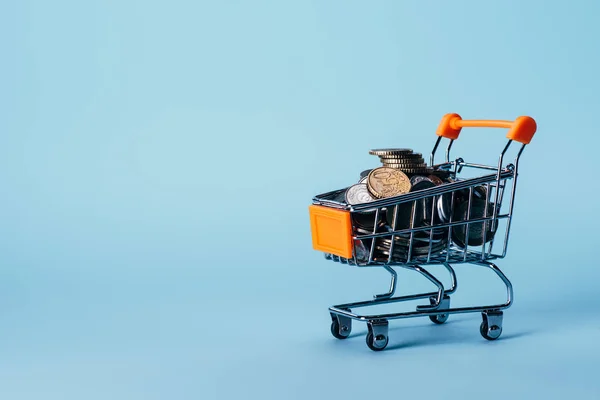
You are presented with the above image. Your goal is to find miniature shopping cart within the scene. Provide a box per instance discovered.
[309,113,537,351]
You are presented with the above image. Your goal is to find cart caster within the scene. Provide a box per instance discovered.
[330,312,351,340]
[480,311,503,341]
[366,320,389,351]
[428,294,450,324]
[366,332,389,351]
[429,314,449,324]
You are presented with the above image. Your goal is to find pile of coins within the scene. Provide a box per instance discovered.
[337,148,496,263]
[343,148,441,206]
[368,148,432,175]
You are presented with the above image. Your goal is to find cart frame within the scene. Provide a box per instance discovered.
[310,114,536,351]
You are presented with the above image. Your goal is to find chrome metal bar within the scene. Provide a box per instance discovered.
[488,179,507,257]
[431,161,454,171]
[329,261,513,321]
[457,162,501,171]
[403,265,444,310]
[389,204,399,265]
[430,136,442,166]
[373,265,398,299]
[501,144,526,257]
[367,207,380,264]
[445,188,456,262]
[485,183,496,257]
[359,254,501,267]
[426,191,437,263]
[352,235,358,265]
[445,139,454,163]
[492,140,512,226]
[463,186,473,262]
[443,262,457,293]
[477,260,513,307]
[407,201,417,263]
[332,290,445,310]
[481,182,491,260]
[330,303,507,322]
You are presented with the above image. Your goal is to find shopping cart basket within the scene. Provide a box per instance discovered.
[309,113,537,351]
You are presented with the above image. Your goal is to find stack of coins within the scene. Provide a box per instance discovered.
[368,148,432,175]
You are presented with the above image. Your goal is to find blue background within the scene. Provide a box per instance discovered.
[2,1,599,398]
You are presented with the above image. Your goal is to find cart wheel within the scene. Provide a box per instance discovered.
[429,313,449,324]
[480,321,502,341]
[330,319,351,340]
[366,332,389,351]
[428,295,450,324]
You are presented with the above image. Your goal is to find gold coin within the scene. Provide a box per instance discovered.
[383,170,430,175]
[380,159,425,165]
[381,164,428,170]
[366,167,411,198]
[382,162,428,168]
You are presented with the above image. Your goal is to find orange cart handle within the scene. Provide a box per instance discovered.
[436,113,537,145]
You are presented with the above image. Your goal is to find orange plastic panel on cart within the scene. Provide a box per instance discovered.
[309,204,353,259]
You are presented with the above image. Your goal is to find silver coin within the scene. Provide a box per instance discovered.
[451,199,495,247]
[379,154,424,160]
[382,161,427,167]
[410,175,435,186]
[379,156,422,160]
[345,183,376,205]
[379,161,425,167]
[377,151,422,157]
[369,148,413,156]
[353,239,369,262]
[379,235,447,248]
[354,224,386,235]
[437,195,451,222]
[382,166,432,174]
[358,175,369,184]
